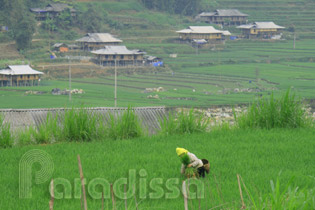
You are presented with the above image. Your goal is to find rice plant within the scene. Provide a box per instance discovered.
[107,107,144,140]
[245,177,315,210]
[234,89,313,129]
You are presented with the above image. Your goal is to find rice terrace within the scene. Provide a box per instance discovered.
[0,0,315,209]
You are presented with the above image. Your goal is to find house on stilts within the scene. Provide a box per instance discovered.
[0,65,44,87]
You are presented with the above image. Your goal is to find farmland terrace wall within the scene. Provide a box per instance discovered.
[0,107,167,134]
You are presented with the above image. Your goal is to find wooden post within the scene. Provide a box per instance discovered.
[102,191,104,210]
[133,185,139,210]
[49,179,54,210]
[237,174,246,209]
[182,181,189,210]
[111,184,116,210]
[124,184,128,210]
[77,155,88,210]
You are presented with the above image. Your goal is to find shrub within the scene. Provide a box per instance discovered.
[159,109,209,135]
[234,89,313,129]
[107,107,144,140]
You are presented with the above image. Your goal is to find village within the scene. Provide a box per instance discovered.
[0,3,286,87]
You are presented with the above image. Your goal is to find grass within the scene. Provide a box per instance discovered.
[234,89,314,129]
[159,108,209,136]
[63,108,98,142]
[0,128,315,209]
[107,107,144,140]
[0,114,13,148]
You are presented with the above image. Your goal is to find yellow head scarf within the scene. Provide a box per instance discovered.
[176,148,188,156]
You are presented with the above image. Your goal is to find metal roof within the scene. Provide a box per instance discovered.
[91,46,144,55]
[53,43,67,48]
[0,65,44,75]
[30,3,76,13]
[0,107,167,134]
[177,26,230,35]
[199,9,248,17]
[76,33,122,43]
[237,22,285,29]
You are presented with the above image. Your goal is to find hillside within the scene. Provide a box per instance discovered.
[0,0,315,108]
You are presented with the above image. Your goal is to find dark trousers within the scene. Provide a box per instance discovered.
[197,167,206,178]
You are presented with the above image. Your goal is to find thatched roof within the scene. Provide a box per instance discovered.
[76,33,122,43]
[0,65,44,75]
[237,22,285,29]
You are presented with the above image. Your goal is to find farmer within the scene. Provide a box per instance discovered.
[176,147,210,178]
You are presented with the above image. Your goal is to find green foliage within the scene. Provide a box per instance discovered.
[63,108,98,142]
[0,115,13,148]
[33,113,60,144]
[234,89,313,129]
[159,109,209,136]
[17,127,34,146]
[185,167,198,178]
[76,4,106,32]
[180,153,190,166]
[139,0,201,16]
[107,107,144,140]
[246,177,315,210]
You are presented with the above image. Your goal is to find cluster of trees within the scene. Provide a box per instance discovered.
[0,0,36,50]
[139,0,202,16]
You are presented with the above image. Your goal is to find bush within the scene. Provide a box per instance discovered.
[159,108,209,135]
[234,89,313,129]
[107,107,144,140]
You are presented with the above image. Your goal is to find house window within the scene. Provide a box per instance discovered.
[28,75,30,79]
[113,55,116,59]
[20,75,23,79]
[134,55,138,59]
[105,55,109,59]
[120,55,124,59]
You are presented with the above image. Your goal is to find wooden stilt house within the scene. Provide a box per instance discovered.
[30,3,76,21]
[0,65,44,87]
[176,26,231,41]
[237,22,285,39]
[197,9,248,25]
[91,46,145,66]
[76,33,123,51]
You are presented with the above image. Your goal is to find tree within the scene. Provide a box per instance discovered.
[13,14,35,50]
[77,5,104,32]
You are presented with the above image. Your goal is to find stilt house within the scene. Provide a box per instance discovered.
[91,46,145,66]
[237,22,285,39]
[198,9,248,25]
[30,3,76,20]
[0,65,44,87]
[76,33,123,51]
[176,26,231,41]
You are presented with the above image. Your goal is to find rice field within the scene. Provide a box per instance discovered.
[0,128,314,209]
